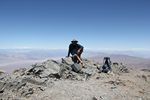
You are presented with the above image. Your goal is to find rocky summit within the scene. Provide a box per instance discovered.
[0,57,150,100]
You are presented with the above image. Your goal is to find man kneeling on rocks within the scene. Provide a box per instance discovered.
[67,39,84,66]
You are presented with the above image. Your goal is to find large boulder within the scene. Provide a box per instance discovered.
[27,60,61,78]
[71,63,82,73]
[62,57,74,65]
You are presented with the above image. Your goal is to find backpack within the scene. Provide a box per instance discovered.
[102,64,111,73]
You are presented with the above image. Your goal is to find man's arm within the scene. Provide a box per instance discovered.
[77,44,83,53]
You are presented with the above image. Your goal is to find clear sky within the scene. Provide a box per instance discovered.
[0,0,150,50]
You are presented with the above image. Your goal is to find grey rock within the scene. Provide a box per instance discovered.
[92,96,98,100]
[62,57,74,65]
[13,68,27,76]
[21,88,34,97]
[27,60,61,78]
[15,82,26,91]
[0,70,5,76]
[71,63,82,73]
[0,81,5,91]
[82,67,96,75]
[22,77,47,86]
[43,60,60,74]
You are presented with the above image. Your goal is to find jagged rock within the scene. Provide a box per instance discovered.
[105,79,126,86]
[71,63,82,73]
[83,59,99,68]
[62,57,74,65]
[112,63,129,74]
[21,88,34,97]
[137,74,150,82]
[82,66,97,75]
[13,68,27,76]
[27,60,61,79]
[43,60,60,74]
[59,63,72,75]
[0,70,5,75]
[27,64,45,76]
[0,81,5,92]
[22,77,47,86]
[141,69,150,72]
[16,82,27,91]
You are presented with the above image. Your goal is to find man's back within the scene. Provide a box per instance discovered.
[69,43,83,51]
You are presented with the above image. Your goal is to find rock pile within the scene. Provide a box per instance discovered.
[0,57,130,99]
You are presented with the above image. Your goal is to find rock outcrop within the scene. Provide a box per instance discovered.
[0,70,5,76]
[0,57,149,100]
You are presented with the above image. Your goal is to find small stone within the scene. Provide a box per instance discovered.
[92,96,97,100]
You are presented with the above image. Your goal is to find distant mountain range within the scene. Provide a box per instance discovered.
[0,49,150,72]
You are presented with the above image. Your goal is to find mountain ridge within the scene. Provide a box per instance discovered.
[0,57,150,100]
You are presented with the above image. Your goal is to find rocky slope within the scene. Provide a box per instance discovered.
[0,57,150,100]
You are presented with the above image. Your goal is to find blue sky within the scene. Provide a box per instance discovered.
[0,0,150,50]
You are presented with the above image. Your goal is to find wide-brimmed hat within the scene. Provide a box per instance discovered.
[71,39,78,42]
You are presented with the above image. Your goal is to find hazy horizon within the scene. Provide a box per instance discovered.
[0,48,150,58]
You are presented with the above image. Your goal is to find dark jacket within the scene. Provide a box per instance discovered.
[68,43,83,56]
